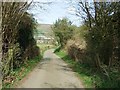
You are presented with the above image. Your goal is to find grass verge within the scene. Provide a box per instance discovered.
[55,50,120,88]
[2,55,42,88]
[55,50,94,88]
[37,43,55,55]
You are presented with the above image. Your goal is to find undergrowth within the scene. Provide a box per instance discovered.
[2,55,42,88]
[55,50,120,88]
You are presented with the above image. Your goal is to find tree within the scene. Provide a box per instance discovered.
[52,18,73,49]
[1,1,40,78]
[75,1,120,69]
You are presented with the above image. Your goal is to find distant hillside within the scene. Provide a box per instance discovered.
[34,24,54,38]
[37,24,53,31]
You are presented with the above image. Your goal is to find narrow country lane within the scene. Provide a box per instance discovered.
[17,49,84,88]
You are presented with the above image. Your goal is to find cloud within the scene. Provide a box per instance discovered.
[67,6,76,14]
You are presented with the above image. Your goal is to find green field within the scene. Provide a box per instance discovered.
[37,43,55,55]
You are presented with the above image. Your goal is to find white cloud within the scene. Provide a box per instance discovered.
[67,6,76,14]
[67,6,76,11]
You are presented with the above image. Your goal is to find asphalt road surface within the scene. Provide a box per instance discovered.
[17,49,84,88]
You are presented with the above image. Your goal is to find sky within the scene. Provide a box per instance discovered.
[27,0,82,26]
